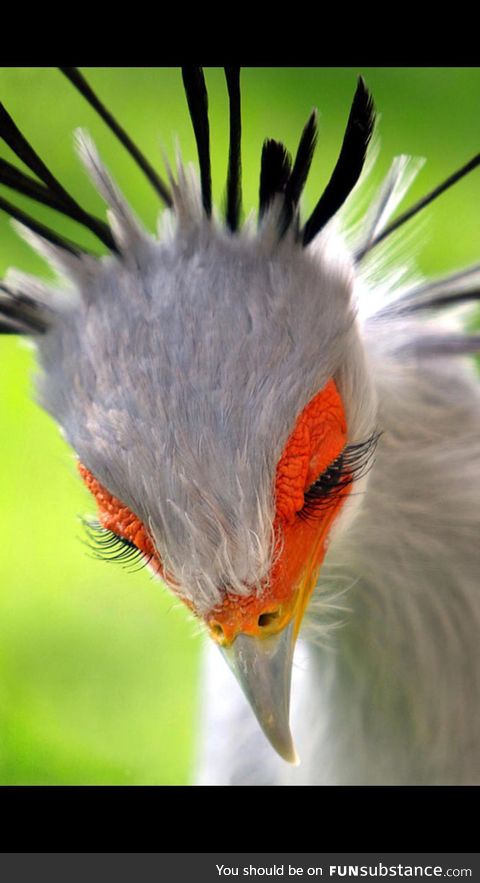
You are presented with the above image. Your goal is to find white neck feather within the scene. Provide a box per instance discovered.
[294,347,480,784]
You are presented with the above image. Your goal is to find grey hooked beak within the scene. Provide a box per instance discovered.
[219,620,300,764]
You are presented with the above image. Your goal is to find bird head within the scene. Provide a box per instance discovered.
[0,68,380,763]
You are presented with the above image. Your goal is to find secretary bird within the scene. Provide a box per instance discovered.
[1,68,479,785]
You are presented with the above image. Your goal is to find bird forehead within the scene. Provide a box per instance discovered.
[143,229,353,342]
[39,227,354,464]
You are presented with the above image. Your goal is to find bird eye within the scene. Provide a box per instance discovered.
[299,433,380,521]
[309,456,345,493]
[81,519,152,572]
[77,463,163,576]
[299,456,346,520]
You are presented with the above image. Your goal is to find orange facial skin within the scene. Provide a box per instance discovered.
[207,378,349,644]
[78,378,350,646]
[78,464,163,578]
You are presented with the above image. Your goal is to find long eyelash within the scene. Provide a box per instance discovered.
[298,432,381,522]
[80,518,152,573]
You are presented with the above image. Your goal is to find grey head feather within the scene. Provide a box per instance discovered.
[17,140,364,613]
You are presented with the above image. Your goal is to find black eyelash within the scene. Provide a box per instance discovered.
[80,518,152,573]
[298,431,381,522]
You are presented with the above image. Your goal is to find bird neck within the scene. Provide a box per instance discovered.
[298,354,480,784]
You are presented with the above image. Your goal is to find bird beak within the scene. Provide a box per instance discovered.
[219,619,299,764]
[207,505,335,763]
[213,541,326,764]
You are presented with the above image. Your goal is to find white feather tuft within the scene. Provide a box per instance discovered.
[74,129,150,258]
[10,220,96,287]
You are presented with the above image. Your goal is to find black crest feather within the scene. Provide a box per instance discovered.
[0,192,85,255]
[0,101,115,253]
[302,77,375,246]
[0,282,49,335]
[259,140,292,218]
[59,67,172,208]
[280,109,318,235]
[182,67,212,217]
[224,67,242,232]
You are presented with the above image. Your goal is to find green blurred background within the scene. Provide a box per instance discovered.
[1,68,480,784]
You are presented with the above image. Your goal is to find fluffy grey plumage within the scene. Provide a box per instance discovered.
[9,131,369,614]
[2,74,480,785]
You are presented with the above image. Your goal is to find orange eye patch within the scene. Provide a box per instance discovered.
[207,378,349,642]
[274,378,347,524]
[78,464,163,576]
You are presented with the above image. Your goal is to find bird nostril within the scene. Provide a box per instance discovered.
[210,622,225,640]
[258,609,280,629]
